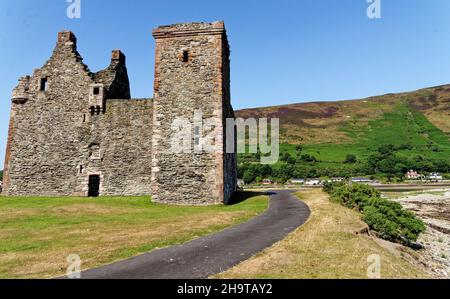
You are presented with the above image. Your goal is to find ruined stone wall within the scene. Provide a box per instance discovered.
[151,22,237,205]
[76,99,153,196]
[93,50,131,100]
[221,34,237,204]
[3,32,152,197]
[4,32,94,196]
[4,23,236,204]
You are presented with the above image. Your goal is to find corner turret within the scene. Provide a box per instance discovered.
[12,76,31,104]
[93,49,131,100]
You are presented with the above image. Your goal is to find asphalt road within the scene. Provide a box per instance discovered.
[79,190,310,279]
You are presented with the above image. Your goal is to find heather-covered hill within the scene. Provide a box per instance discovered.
[236,85,450,182]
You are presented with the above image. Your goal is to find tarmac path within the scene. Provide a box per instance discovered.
[80,190,310,279]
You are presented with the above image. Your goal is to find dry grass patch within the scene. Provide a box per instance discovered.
[426,110,450,134]
[215,189,429,279]
[0,194,268,278]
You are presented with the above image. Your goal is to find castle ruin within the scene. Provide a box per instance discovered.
[2,21,237,205]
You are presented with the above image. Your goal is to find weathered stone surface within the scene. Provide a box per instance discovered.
[152,21,237,205]
[3,22,236,205]
[3,31,151,197]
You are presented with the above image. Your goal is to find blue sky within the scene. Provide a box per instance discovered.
[1,0,450,168]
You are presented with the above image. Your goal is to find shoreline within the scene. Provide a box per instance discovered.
[386,189,450,278]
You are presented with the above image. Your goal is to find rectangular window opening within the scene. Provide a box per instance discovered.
[93,87,100,95]
[182,50,189,63]
[40,78,48,91]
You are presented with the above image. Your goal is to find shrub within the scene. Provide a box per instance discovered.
[362,201,425,244]
[323,182,426,246]
[300,154,317,163]
[344,154,357,164]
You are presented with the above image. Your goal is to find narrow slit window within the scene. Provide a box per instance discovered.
[79,165,83,174]
[82,114,86,123]
[40,78,48,91]
[182,50,189,63]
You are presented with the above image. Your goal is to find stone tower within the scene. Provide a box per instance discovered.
[151,22,237,205]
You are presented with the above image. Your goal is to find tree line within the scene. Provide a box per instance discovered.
[238,144,450,184]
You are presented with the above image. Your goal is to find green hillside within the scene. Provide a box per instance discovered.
[236,85,450,182]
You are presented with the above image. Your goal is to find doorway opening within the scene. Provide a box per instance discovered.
[88,175,100,197]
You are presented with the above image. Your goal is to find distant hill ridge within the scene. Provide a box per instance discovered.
[236,84,450,145]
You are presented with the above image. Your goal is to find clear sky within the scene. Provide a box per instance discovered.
[1,0,450,168]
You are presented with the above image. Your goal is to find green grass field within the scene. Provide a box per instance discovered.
[0,194,268,278]
[237,83,450,180]
[279,103,450,168]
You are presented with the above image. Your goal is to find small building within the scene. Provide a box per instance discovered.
[351,177,371,184]
[406,170,423,180]
[290,178,305,185]
[428,173,443,181]
[262,179,273,185]
[305,179,321,186]
[331,177,345,183]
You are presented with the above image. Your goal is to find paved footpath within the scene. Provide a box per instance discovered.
[80,190,310,279]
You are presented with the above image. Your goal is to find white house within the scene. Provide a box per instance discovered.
[428,173,443,181]
[331,177,345,182]
[305,179,321,186]
[406,170,423,180]
[351,177,371,184]
[290,178,305,184]
[262,179,273,185]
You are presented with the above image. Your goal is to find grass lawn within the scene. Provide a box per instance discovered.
[0,193,268,279]
[215,189,429,279]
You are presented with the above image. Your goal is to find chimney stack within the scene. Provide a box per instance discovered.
[111,50,126,64]
[57,31,77,47]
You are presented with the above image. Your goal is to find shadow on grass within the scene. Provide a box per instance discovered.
[227,190,273,206]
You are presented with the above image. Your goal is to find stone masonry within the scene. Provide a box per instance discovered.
[152,22,236,205]
[3,22,237,205]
